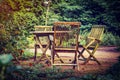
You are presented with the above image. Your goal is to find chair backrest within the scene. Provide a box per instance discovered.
[53,22,80,49]
[87,25,105,46]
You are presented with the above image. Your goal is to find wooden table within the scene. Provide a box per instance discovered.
[30,31,54,63]
[30,31,74,64]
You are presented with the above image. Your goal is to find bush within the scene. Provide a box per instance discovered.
[102,32,117,46]
[0,54,13,80]
[107,56,120,80]
[4,64,75,80]
[101,32,120,50]
[0,12,39,59]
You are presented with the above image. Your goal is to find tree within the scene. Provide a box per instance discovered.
[51,0,120,36]
[0,0,39,56]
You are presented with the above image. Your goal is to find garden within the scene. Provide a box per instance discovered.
[0,0,120,80]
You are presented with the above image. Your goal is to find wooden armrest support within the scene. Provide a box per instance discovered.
[88,37,101,43]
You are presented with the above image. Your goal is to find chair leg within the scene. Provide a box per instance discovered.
[83,48,101,65]
[72,57,76,69]
[91,55,101,65]
[83,56,91,64]
[55,52,64,63]
[78,48,86,60]
[52,51,55,64]
[83,55,101,65]
[34,44,37,61]
[73,51,77,69]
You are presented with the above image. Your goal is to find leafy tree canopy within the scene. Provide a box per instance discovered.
[0,0,120,55]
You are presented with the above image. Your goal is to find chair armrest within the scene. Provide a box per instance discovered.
[88,37,101,43]
[88,37,95,40]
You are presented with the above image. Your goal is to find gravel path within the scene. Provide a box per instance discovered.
[19,46,120,75]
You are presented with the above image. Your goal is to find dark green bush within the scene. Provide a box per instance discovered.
[4,64,75,80]
[106,56,120,80]
[0,12,39,59]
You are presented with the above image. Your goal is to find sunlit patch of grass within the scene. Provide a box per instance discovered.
[21,49,42,60]
[26,35,35,48]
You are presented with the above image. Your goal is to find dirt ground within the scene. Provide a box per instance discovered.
[18,46,120,75]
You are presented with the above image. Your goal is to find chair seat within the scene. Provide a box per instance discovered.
[54,47,77,51]
[78,44,95,49]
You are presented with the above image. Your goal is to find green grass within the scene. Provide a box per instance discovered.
[21,49,42,60]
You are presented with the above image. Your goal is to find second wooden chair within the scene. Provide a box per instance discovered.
[78,25,105,65]
[51,22,81,70]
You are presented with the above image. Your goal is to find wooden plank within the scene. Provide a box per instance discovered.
[52,64,77,66]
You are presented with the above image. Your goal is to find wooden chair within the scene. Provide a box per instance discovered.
[78,25,105,65]
[51,22,81,70]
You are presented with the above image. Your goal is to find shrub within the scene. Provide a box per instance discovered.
[107,56,120,80]
[0,54,13,80]
[0,12,39,59]
[101,32,120,50]
[102,32,117,46]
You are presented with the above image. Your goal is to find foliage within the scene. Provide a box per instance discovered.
[4,63,75,80]
[107,56,120,80]
[0,24,11,54]
[9,11,39,49]
[0,54,13,66]
[0,0,44,24]
[0,0,38,58]
[0,54,13,80]
[0,0,120,56]
[52,0,120,36]
[20,50,34,60]
[0,12,39,57]
[102,32,120,47]
[20,49,41,60]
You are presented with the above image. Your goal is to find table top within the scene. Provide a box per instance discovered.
[30,31,72,35]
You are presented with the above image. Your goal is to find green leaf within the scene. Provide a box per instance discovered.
[0,54,13,65]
